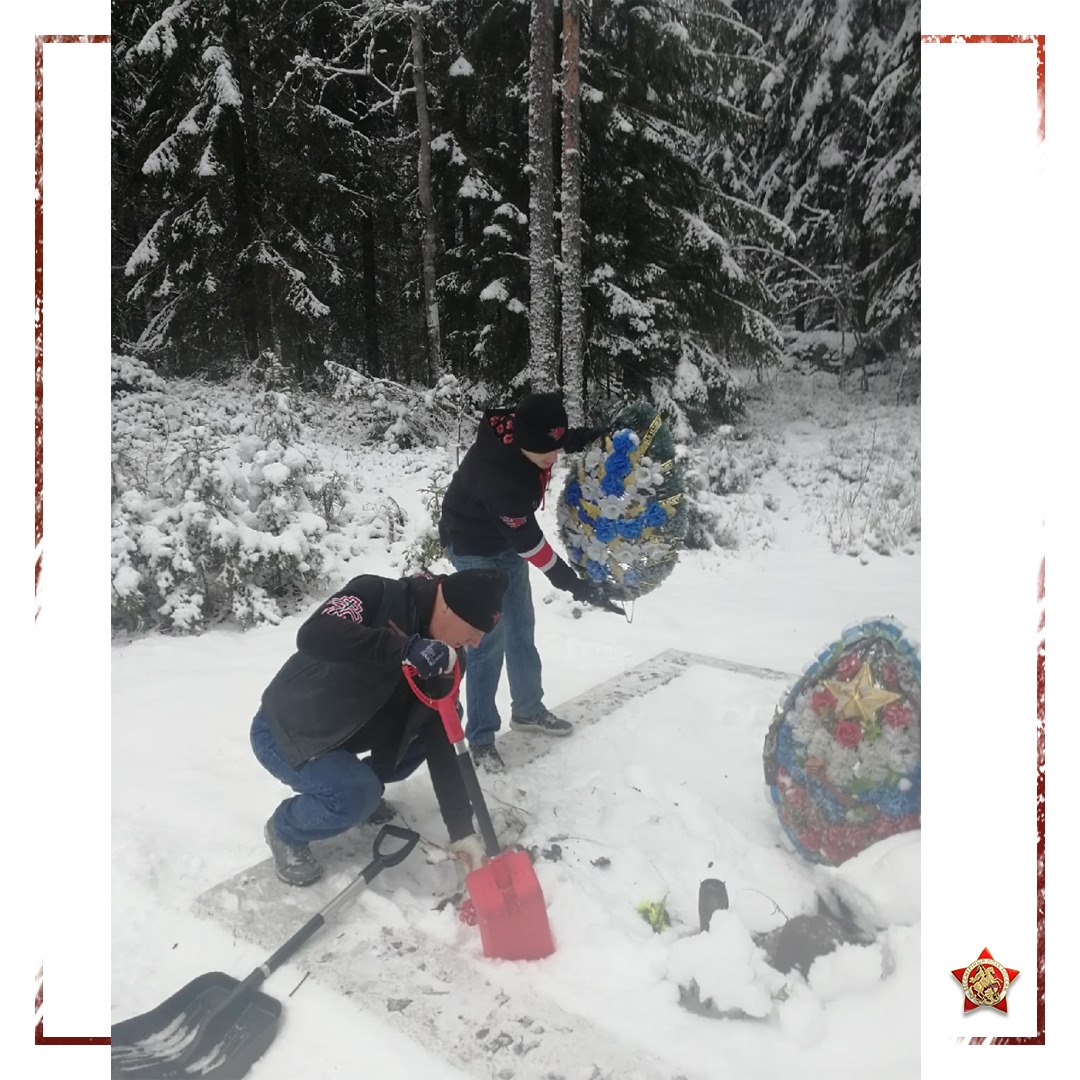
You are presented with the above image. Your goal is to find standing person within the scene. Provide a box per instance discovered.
[251,568,508,886]
[439,391,619,772]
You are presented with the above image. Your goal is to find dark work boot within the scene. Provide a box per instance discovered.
[470,743,505,773]
[264,818,323,887]
[368,798,397,825]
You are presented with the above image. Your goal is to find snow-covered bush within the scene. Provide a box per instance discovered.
[112,354,167,397]
[401,469,451,575]
[112,363,350,634]
[821,422,920,556]
[324,362,471,451]
[682,425,776,549]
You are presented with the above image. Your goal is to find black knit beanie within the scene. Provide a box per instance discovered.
[441,568,509,632]
[513,392,569,452]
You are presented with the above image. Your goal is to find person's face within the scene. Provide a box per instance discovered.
[430,591,486,649]
[521,447,560,470]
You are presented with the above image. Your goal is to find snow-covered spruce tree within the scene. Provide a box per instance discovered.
[423,1,533,389]
[114,1,406,380]
[409,1,777,428]
[859,1,920,351]
[579,1,780,435]
[744,0,920,360]
[417,0,779,425]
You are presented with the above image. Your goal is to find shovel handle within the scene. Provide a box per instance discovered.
[403,660,465,743]
[367,824,420,878]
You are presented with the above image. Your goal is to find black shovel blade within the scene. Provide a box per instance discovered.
[111,971,281,1079]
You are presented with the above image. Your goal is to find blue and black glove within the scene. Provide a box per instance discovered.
[403,635,454,678]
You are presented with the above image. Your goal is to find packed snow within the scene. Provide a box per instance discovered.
[113,370,919,1078]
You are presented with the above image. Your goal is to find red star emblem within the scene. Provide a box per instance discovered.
[951,947,1019,1012]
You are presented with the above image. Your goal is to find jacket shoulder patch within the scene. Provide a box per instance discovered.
[500,515,527,528]
[321,595,365,622]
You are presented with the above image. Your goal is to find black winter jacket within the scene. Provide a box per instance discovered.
[260,574,473,841]
[439,407,599,567]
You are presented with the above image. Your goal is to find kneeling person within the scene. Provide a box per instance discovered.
[251,568,507,886]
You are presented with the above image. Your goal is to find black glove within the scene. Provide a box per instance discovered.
[572,577,624,616]
[561,425,607,453]
[545,556,580,594]
[402,635,454,678]
[546,558,623,615]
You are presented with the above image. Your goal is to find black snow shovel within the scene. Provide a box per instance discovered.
[111,823,419,1079]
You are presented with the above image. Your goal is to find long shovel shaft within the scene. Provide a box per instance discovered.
[195,825,419,1032]
[454,744,501,857]
[258,824,418,983]
[402,663,500,854]
[402,664,500,854]
[112,827,420,1079]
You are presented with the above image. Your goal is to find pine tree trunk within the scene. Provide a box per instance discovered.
[361,209,382,376]
[525,0,557,390]
[560,0,584,422]
[411,12,443,378]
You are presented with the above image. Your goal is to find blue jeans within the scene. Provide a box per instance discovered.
[447,547,544,746]
[250,709,426,845]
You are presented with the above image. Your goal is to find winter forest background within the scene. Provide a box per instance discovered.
[108,6,923,1069]
[110,0,920,635]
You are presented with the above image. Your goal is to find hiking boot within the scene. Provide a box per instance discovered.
[368,797,397,825]
[470,743,505,773]
[509,708,573,736]
[264,819,323,887]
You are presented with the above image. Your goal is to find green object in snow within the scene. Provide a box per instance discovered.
[636,898,671,933]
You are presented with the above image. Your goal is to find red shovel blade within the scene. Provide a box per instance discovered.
[466,850,554,961]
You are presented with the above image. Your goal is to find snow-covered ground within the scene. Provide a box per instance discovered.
[112,371,920,1078]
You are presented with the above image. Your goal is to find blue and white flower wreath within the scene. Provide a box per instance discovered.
[557,403,688,602]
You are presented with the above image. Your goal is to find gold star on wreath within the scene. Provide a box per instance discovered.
[824,662,902,723]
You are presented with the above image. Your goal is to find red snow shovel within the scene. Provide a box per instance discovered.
[405,660,555,961]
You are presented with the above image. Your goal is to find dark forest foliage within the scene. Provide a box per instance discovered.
[113,0,919,428]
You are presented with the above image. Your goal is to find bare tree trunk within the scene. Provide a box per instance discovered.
[412,11,443,378]
[560,0,583,421]
[525,0,557,390]
[360,207,382,376]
